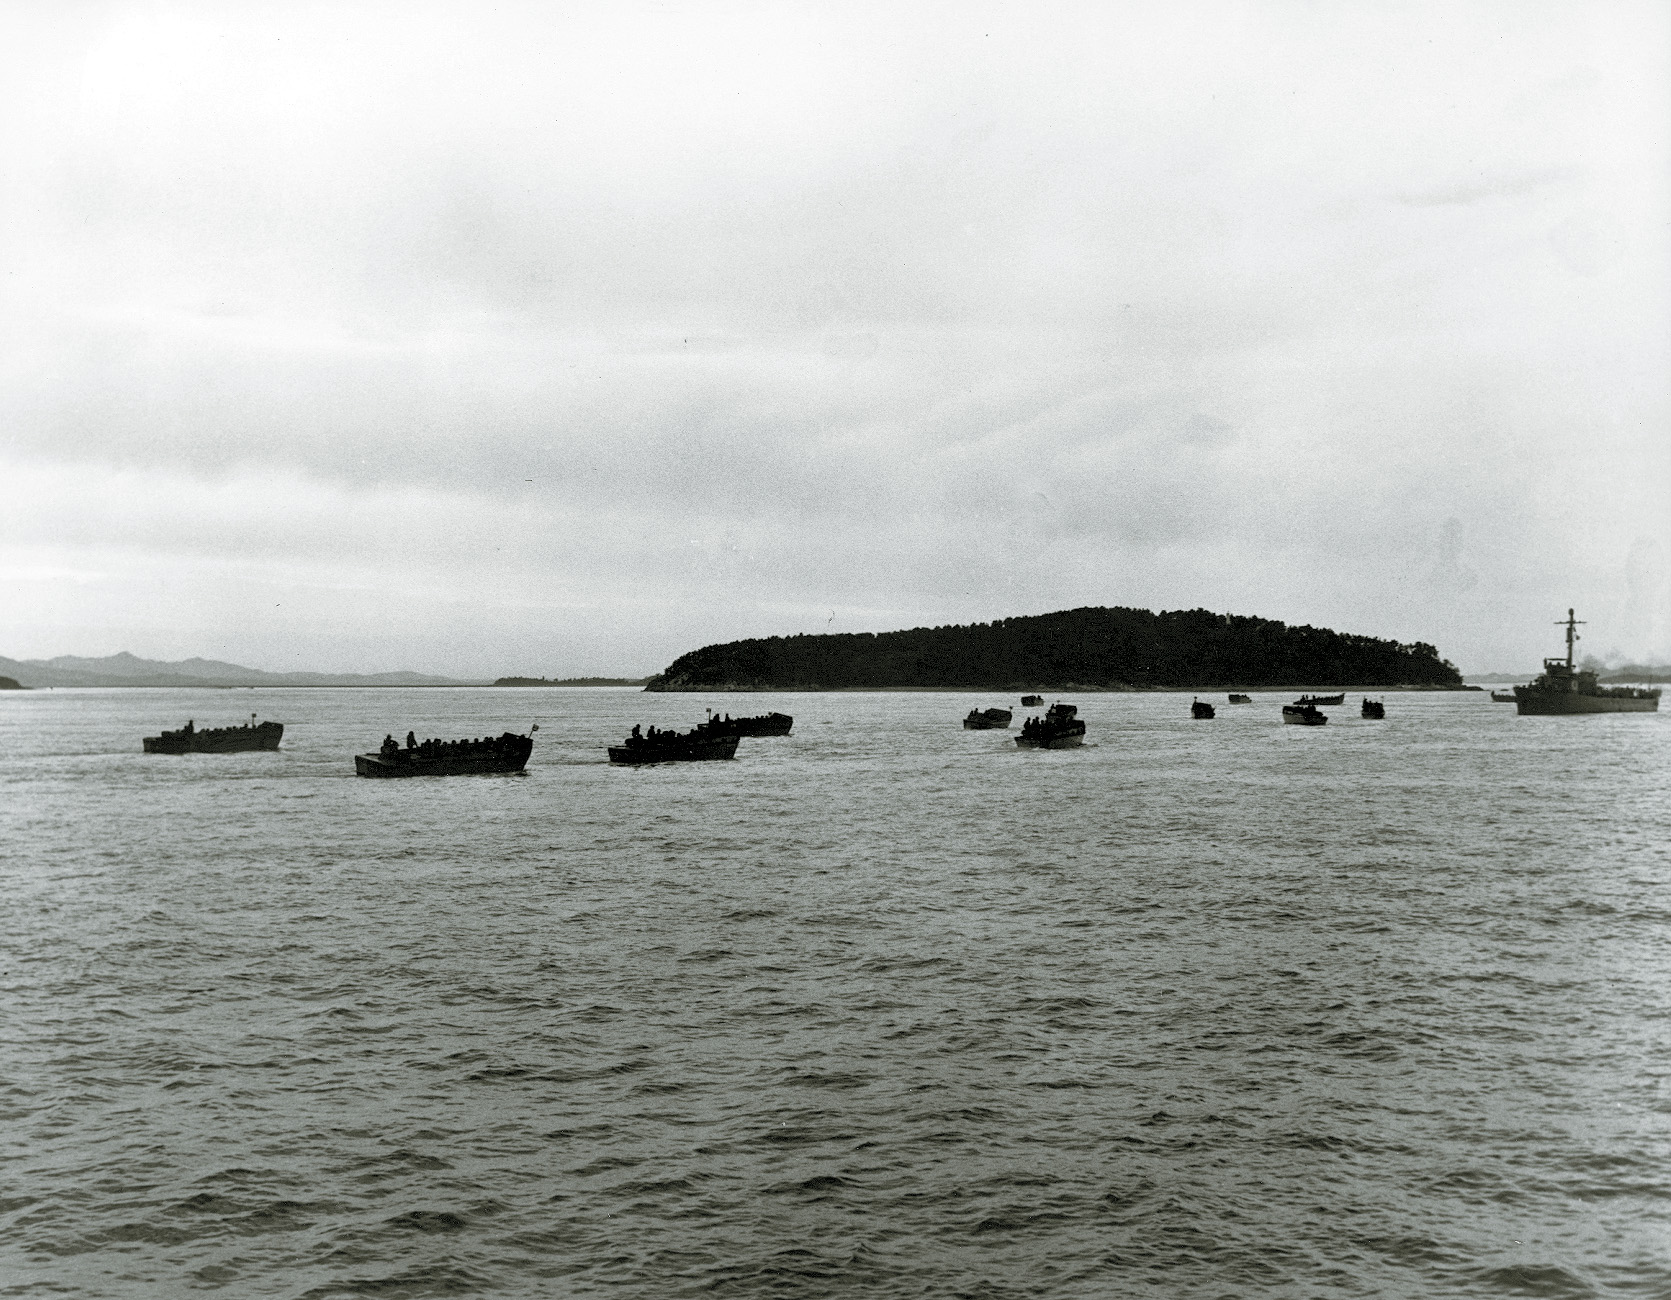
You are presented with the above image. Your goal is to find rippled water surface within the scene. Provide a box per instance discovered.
[3,687,1669,1298]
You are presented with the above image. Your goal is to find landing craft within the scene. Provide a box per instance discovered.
[144,715,282,754]
[356,730,533,777]
[1017,703,1086,748]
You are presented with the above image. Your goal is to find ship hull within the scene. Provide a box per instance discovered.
[711,712,794,737]
[1515,693,1659,715]
[1015,728,1085,749]
[1281,708,1327,726]
[355,750,530,778]
[144,723,283,754]
[608,737,740,765]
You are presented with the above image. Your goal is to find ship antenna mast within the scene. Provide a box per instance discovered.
[1558,608,1586,669]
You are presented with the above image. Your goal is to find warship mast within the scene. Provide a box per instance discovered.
[1558,608,1585,670]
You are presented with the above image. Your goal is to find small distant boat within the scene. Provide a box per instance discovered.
[1191,698,1215,719]
[706,711,794,736]
[1294,693,1345,707]
[609,720,740,765]
[1361,698,1385,719]
[356,730,533,777]
[1020,695,1044,707]
[1227,694,1251,704]
[1281,704,1328,726]
[963,707,1013,730]
[1016,703,1086,749]
[1490,691,1516,703]
[144,716,282,754]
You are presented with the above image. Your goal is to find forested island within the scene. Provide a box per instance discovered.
[644,606,1465,692]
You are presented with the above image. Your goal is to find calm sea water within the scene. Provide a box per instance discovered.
[2,687,1668,1299]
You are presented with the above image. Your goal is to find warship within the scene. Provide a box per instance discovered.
[1512,611,1661,715]
[356,730,534,777]
[144,716,282,754]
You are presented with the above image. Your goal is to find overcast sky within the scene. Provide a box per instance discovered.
[2,0,1667,677]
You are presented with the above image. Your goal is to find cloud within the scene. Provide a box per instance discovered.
[1395,167,1575,208]
[1,0,1668,673]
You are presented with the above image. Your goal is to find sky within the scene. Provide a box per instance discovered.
[2,0,1667,677]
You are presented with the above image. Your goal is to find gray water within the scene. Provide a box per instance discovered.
[2,687,1668,1298]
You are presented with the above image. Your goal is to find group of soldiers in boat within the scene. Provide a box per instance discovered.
[378,730,526,761]
[620,721,714,750]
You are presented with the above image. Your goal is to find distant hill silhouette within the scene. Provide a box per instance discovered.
[645,606,1464,691]
[1597,663,1671,683]
[0,675,24,690]
[493,676,648,687]
[0,651,472,689]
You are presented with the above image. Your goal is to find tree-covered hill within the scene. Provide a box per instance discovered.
[644,607,1464,691]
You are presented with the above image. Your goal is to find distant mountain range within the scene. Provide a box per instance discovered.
[492,676,649,687]
[1468,663,1670,684]
[1596,664,1671,683]
[0,651,475,689]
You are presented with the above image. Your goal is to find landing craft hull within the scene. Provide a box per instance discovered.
[1015,728,1085,749]
[608,737,740,765]
[144,723,283,754]
[711,712,794,737]
[1515,693,1659,715]
[355,751,530,777]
